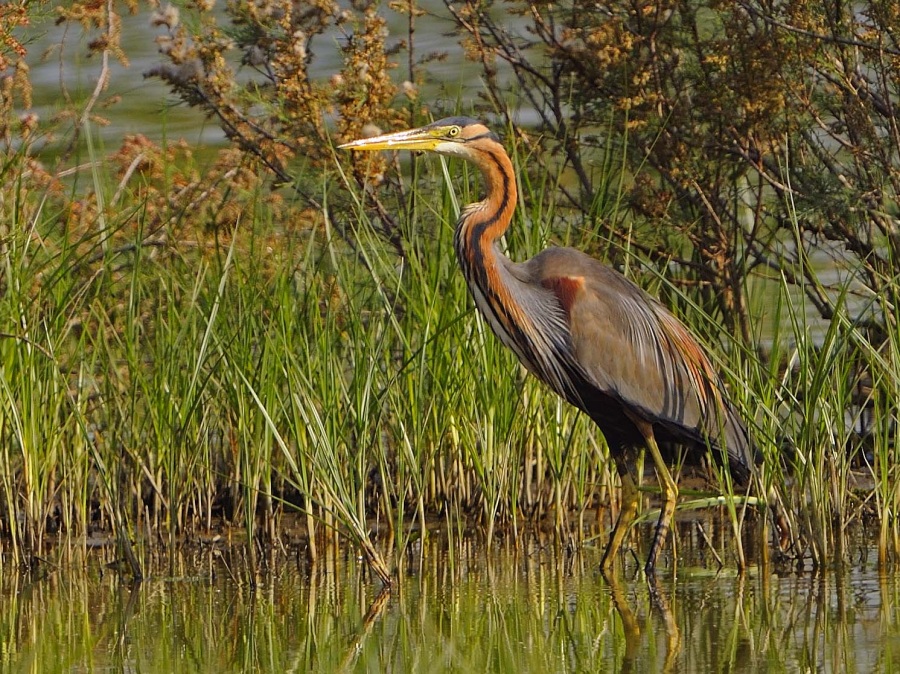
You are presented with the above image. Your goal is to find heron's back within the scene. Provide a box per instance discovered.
[514,247,756,483]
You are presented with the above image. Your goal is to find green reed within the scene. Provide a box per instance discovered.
[860,247,900,564]
[1,116,899,578]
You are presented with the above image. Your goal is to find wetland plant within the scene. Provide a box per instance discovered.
[0,0,898,578]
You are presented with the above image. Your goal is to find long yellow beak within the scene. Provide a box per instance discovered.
[338,126,443,152]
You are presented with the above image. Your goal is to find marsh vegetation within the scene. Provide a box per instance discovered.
[1,0,899,595]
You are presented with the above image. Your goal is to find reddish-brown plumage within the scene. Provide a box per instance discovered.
[341,117,758,572]
[541,276,584,317]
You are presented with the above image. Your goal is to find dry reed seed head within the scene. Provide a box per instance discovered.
[208,199,244,230]
[20,158,58,194]
[18,112,39,137]
[360,123,383,138]
[112,134,163,177]
[5,59,32,111]
[0,3,29,72]
[55,2,107,30]
[55,0,130,67]
[150,3,180,29]
[161,30,194,65]
[401,80,417,100]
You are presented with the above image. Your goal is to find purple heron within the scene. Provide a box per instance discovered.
[340,117,755,572]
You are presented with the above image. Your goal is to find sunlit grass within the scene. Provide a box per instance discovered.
[0,115,898,578]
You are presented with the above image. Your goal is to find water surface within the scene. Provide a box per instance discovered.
[1,530,897,673]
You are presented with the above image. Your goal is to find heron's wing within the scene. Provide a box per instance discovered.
[565,269,712,426]
[527,250,752,471]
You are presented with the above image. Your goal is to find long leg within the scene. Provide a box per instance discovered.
[600,463,641,570]
[637,420,679,572]
[647,571,682,672]
[602,570,641,672]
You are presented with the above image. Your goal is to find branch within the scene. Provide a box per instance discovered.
[736,1,900,57]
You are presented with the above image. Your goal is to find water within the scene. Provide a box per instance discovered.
[20,2,499,150]
[2,529,897,673]
[10,7,897,673]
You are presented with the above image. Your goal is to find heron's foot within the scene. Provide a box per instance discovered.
[644,518,671,572]
[638,423,678,572]
[601,470,640,571]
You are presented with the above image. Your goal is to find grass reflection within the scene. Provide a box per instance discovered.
[0,535,898,672]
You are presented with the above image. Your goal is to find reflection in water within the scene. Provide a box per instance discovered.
[606,572,642,671]
[338,586,391,672]
[0,533,898,672]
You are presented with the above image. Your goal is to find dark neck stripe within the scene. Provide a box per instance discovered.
[465,146,512,244]
[465,131,500,143]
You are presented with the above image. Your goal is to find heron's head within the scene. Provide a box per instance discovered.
[338,117,501,162]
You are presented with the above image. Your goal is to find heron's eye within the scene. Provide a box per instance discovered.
[447,125,461,138]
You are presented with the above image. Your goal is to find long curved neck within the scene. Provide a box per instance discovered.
[453,142,538,364]
[453,142,518,284]
[451,140,578,402]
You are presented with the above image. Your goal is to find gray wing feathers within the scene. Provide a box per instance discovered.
[550,255,753,471]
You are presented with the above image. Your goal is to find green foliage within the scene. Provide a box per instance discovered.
[1,0,899,575]
[451,0,900,342]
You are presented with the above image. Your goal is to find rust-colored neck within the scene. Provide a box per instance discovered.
[452,139,535,364]
[453,141,518,281]
[450,138,579,403]
[458,142,517,250]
